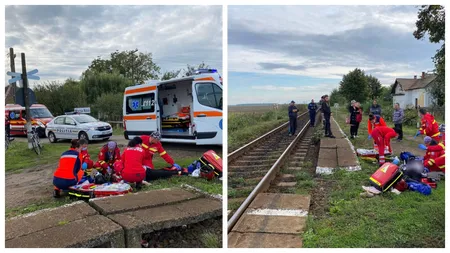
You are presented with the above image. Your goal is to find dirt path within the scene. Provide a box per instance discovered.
[6,144,222,210]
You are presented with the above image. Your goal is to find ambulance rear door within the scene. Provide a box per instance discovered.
[123,85,160,138]
[192,77,223,145]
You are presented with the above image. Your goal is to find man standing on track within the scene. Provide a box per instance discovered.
[288,100,298,136]
[308,99,317,127]
[321,95,335,138]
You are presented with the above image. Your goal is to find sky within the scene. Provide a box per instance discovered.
[4,5,222,86]
[228,5,442,105]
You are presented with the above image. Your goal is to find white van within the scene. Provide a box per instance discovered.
[123,69,223,145]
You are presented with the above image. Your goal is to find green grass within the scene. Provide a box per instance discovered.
[5,142,105,173]
[141,176,222,195]
[302,108,445,248]
[228,104,307,152]
[112,126,124,136]
[303,161,445,248]
[6,197,74,219]
[200,232,221,248]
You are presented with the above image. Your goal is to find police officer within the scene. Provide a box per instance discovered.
[308,99,317,127]
[321,95,335,138]
[288,101,298,136]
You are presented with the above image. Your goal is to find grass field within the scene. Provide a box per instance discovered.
[303,108,445,248]
[5,141,222,218]
[228,104,306,152]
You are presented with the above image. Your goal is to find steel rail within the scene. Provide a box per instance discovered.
[228,111,309,162]
[227,115,312,233]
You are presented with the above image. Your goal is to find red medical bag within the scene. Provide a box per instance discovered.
[369,162,403,192]
[199,150,223,180]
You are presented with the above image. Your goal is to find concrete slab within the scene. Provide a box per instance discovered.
[317,157,337,168]
[6,215,125,248]
[335,139,350,148]
[320,139,336,149]
[108,197,222,248]
[287,167,303,171]
[6,201,97,241]
[232,214,307,234]
[337,148,359,167]
[228,232,302,248]
[318,148,336,161]
[249,193,310,210]
[276,182,297,187]
[90,188,200,215]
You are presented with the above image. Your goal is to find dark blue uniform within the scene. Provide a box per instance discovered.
[308,102,317,127]
[288,105,298,135]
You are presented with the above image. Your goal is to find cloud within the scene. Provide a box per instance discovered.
[228,5,439,87]
[5,5,222,86]
[251,85,297,91]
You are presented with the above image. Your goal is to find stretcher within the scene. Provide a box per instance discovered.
[68,181,132,199]
[356,148,391,158]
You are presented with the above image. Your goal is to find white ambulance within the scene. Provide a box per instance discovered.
[123,69,223,145]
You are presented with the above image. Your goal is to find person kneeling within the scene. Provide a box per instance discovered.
[53,139,84,197]
[119,137,147,189]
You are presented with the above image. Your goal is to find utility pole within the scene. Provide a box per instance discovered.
[130,49,138,84]
[21,53,32,149]
[9,48,17,102]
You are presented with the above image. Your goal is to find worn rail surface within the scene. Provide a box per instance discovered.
[228,110,315,230]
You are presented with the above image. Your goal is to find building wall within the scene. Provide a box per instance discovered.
[395,88,431,108]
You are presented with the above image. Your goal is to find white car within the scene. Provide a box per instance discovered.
[46,114,113,143]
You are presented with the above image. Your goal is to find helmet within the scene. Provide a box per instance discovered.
[150,131,162,140]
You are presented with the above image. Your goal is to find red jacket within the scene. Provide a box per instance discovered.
[372,127,397,143]
[140,135,174,169]
[54,148,83,181]
[420,113,440,139]
[368,116,387,135]
[96,144,121,169]
[121,146,146,183]
[80,149,94,169]
[424,142,445,167]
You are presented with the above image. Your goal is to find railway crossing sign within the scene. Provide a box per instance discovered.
[7,69,40,84]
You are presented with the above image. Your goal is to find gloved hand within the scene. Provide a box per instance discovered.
[392,157,400,165]
[82,162,88,171]
[414,131,421,138]
[418,144,427,150]
[368,135,372,140]
[173,163,182,171]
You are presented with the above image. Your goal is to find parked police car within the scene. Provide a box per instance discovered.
[46,114,113,143]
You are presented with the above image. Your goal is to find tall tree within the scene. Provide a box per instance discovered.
[339,68,370,103]
[80,72,133,103]
[161,69,182,80]
[184,62,209,76]
[414,5,445,106]
[84,49,161,83]
[366,74,382,100]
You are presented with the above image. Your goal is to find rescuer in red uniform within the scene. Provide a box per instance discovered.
[53,139,84,197]
[119,137,146,188]
[419,136,445,173]
[94,141,121,174]
[79,139,94,176]
[371,126,398,165]
[140,132,178,169]
[416,108,441,142]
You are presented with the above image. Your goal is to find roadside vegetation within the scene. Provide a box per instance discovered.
[228,104,306,152]
[303,107,445,247]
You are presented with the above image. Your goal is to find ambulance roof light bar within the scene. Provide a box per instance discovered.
[195,69,218,74]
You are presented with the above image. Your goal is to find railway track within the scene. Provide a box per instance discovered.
[227,110,320,248]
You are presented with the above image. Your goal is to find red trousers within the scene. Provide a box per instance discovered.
[372,131,394,165]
